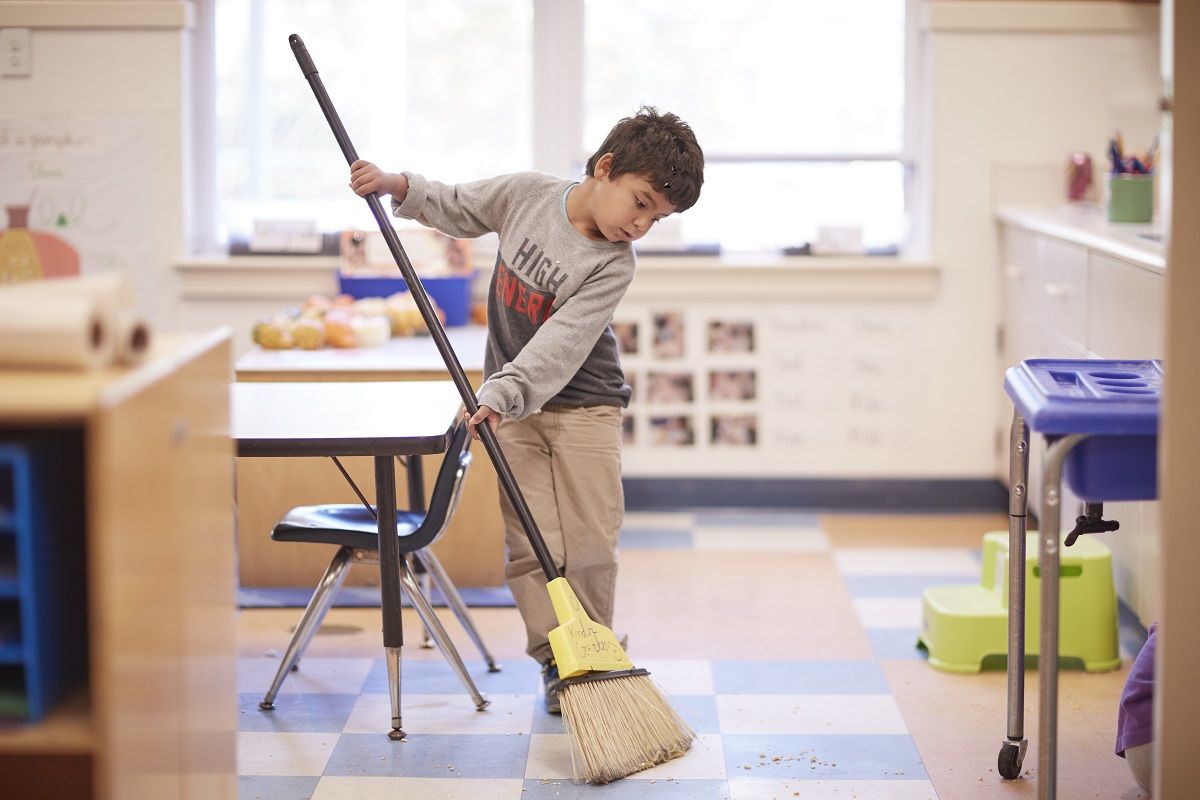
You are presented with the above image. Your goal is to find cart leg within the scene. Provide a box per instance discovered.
[1038,434,1086,800]
[999,410,1030,779]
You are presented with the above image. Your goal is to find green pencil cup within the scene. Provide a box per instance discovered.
[1107,174,1153,223]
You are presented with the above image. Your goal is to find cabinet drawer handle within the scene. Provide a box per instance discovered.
[1043,282,1068,297]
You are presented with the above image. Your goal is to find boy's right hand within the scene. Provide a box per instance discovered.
[349,160,408,201]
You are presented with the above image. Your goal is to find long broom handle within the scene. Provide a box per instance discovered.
[289,34,561,583]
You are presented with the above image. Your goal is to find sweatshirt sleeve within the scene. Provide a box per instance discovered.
[476,257,633,420]
[392,172,531,239]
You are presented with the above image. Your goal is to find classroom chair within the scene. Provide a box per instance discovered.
[257,421,499,712]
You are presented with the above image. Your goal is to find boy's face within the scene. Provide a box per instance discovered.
[591,153,677,243]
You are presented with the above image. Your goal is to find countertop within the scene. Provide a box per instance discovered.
[995,204,1165,274]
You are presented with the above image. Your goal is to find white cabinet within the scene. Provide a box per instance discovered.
[998,215,1165,626]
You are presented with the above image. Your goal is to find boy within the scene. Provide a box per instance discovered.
[350,106,704,713]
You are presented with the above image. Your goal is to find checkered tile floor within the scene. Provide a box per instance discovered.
[236,510,1141,800]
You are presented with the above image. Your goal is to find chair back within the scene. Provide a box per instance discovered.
[412,419,472,547]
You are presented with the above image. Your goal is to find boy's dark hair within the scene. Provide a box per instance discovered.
[585,106,704,212]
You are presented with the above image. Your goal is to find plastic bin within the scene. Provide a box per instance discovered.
[1003,359,1162,501]
[338,273,475,326]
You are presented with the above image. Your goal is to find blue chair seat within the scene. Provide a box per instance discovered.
[271,505,428,550]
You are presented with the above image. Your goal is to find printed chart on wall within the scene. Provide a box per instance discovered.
[0,115,151,289]
[615,304,929,477]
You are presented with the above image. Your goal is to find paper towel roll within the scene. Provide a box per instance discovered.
[115,310,151,366]
[0,291,116,369]
[5,272,135,321]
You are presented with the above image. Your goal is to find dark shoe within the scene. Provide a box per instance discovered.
[541,660,562,715]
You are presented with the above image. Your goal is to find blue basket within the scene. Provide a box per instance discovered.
[338,273,475,326]
[1004,359,1162,501]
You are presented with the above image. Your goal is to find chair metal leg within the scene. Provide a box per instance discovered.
[408,554,435,649]
[417,548,501,672]
[260,546,353,710]
[398,558,490,710]
[999,411,1030,779]
[1038,434,1086,800]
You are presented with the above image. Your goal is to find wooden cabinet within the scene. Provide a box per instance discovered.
[0,331,236,799]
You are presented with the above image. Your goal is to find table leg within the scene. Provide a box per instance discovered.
[374,455,406,740]
[1037,434,1086,800]
[1000,410,1030,779]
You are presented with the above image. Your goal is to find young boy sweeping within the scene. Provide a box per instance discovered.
[350,106,704,715]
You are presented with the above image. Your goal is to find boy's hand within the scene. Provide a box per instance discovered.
[349,160,408,201]
[465,406,501,440]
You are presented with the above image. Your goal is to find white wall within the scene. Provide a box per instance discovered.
[0,1,194,329]
[920,2,1160,475]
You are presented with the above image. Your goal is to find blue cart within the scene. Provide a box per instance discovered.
[999,359,1161,799]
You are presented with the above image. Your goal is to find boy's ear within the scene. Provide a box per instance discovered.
[593,152,615,180]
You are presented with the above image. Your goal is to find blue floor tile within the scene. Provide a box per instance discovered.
[723,733,927,780]
[237,693,358,733]
[238,775,320,799]
[361,657,540,695]
[671,694,720,734]
[521,778,731,798]
[323,733,531,779]
[711,660,890,694]
[619,529,695,549]
[867,629,929,661]
[694,509,822,528]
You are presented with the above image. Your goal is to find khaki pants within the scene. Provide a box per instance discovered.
[496,404,624,665]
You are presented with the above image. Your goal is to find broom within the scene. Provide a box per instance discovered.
[288,34,693,783]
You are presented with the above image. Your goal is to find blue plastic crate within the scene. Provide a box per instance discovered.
[337,273,475,326]
[0,434,87,722]
[1004,359,1162,501]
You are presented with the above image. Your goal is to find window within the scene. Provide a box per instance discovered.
[209,0,911,253]
[214,0,532,241]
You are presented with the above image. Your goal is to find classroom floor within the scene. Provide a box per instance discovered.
[235,511,1150,800]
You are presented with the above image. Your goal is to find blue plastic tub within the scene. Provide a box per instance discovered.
[338,273,475,326]
[1004,359,1162,501]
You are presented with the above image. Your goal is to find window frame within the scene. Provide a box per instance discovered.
[195,0,923,255]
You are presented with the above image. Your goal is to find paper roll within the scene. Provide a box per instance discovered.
[0,290,116,369]
[115,310,151,366]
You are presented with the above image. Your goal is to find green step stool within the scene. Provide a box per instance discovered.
[916,531,1119,674]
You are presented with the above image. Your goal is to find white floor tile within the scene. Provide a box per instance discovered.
[694,527,830,552]
[729,779,939,800]
[623,511,696,529]
[524,733,726,781]
[834,548,979,576]
[633,658,715,695]
[237,731,338,776]
[237,656,375,695]
[717,694,909,735]
[312,776,526,800]
[342,693,535,735]
[853,597,924,629]
[523,733,574,779]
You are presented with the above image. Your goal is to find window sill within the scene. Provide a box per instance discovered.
[175,254,941,302]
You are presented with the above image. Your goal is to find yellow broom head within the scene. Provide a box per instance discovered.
[558,668,694,784]
[545,577,634,678]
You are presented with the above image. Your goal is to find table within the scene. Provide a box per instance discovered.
[998,359,1161,800]
[232,380,464,738]
[234,328,504,591]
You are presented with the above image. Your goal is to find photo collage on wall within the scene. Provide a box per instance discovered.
[612,312,759,449]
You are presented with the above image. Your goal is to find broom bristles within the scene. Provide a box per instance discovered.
[558,671,694,784]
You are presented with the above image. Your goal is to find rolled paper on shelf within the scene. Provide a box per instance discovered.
[4,272,136,323]
[115,310,151,366]
[0,290,116,369]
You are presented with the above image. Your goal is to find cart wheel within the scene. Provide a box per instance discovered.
[998,741,1024,779]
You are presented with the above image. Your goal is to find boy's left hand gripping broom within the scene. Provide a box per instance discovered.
[289,35,693,783]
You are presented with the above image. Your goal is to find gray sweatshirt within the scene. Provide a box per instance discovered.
[392,171,634,420]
